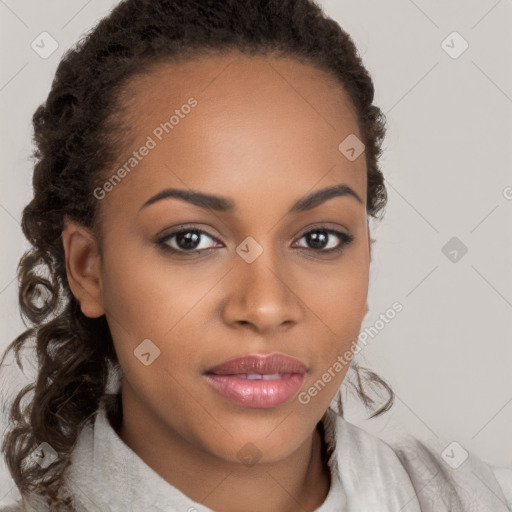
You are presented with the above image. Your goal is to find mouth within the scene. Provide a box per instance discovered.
[204,353,308,408]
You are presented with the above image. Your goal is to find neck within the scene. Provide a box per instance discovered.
[116,390,331,512]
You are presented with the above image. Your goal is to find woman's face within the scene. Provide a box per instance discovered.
[69,52,370,464]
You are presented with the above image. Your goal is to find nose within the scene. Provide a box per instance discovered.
[221,247,303,334]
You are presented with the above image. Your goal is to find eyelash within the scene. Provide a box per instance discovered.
[155,226,355,256]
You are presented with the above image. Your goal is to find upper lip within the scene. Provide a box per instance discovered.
[205,353,308,375]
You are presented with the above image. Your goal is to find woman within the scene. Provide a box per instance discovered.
[0,0,510,510]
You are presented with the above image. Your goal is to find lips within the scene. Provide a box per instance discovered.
[206,353,308,376]
[204,353,308,408]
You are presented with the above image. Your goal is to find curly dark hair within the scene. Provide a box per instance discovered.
[0,0,392,508]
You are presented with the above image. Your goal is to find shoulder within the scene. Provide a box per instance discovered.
[384,432,512,511]
[323,410,423,507]
[490,465,512,510]
[0,504,22,512]
[0,492,52,512]
[325,409,512,510]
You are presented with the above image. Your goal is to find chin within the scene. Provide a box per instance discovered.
[196,416,313,466]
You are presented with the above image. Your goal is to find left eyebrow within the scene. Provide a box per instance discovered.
[289,183,363,212]
[139,183,363,213]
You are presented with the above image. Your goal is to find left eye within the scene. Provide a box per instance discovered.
[294,228,353,253]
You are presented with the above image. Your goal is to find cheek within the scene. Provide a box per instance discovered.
[100,242,216,339]
[299,244,369,395]
[99,242,225,390]
[99,247,206,411]
[305,242,369,334]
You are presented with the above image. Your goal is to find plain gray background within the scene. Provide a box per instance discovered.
[1,0,511,504]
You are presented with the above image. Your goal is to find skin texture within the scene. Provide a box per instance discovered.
[61,52,371,512]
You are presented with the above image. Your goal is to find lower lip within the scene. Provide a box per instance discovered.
[204,373,306,408]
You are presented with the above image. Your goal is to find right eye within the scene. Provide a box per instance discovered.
[156,227,223,254]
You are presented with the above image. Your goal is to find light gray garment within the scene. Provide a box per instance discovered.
[2,398,511,511]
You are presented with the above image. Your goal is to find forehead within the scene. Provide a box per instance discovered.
[99,52,366,221]
[123,51,361,141]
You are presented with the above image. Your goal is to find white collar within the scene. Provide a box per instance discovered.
[20,394,509,511]
[58,396,420,511]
